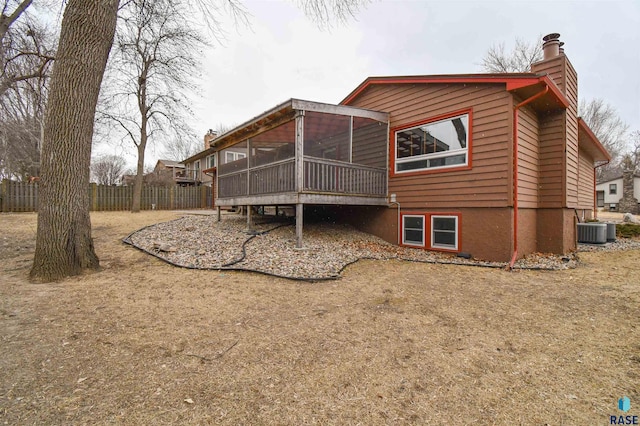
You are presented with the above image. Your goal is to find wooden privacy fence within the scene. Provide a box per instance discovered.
[1,180,212,212]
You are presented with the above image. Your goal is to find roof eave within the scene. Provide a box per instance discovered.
[340,74,569,108]
[181,147,216,164]
[578,117,611,163]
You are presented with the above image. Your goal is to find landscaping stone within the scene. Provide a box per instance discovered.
[126,214,640,280]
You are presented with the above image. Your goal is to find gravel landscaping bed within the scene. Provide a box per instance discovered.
[577,238,640,252]
[124,214,639,280]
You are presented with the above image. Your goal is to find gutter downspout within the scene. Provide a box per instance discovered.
[593,161,610,220]
[509,86,549,270]
[389,195,401,244]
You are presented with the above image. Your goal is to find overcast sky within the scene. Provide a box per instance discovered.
[147,0,640,164]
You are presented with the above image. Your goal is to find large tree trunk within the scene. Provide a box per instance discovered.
[131,133,146,213]
[30,0,119,282]
[131,67,149,213]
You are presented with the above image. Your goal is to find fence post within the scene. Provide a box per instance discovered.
[170,185,175,210]
[1,179,8,212]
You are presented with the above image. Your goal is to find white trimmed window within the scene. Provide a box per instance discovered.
[402,215,425,247]
[225,151,246,163]
[207,154,216,169]
[395,113,469,173]
[431,216,458,250]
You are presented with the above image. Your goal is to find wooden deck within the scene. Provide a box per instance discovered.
[210,98,390,247]
[216,156,387,206]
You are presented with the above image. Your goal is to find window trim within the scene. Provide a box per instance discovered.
[225,151,247,163]
[400,212,461,253]
[206,154,216,169]
[390,108,473,177]
[401,214,425,247]
[431,215,459,251]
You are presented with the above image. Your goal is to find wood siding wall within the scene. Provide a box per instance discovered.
[347,83,512,208]
[532,56,566,92]
[531,54,580,208]
[538,112,565,207]
[517,104,540,208]
[352,122,387,168]
[577,148,595,209]
[564,60,580,207]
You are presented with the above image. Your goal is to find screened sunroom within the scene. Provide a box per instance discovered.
[212,99,389,246]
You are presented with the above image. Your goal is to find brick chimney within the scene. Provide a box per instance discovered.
[204,129,218,150]
[618,156,639,214]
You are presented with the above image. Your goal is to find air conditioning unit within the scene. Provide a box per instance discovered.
[606,222,617,242]
[577,223,607,244]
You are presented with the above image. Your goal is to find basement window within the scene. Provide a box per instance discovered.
[431,216,458,250]
[394,112,470,174]
[402,215,425,247]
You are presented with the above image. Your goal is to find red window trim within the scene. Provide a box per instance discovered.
[390,108,473,178]
[400,212,426,247]
[429,213,462,253]
[399,212,462,254]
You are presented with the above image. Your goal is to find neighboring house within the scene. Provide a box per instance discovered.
[196,33,610,264]
[153,159,201,186]
[181,131,220,188]
[596,169,640,213]
[121,159,201,186]
[182,131,248,205]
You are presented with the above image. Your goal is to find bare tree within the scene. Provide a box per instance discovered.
[0,0,56,97]
[30,0,119,282]
[163,122,236,161]
[31,0,369,281]
[0,0,55,180]
[91,154,127,185]
[98,0,207,212]
[579,98,629,181]
[162,136,201,162]
[629,130,640,171]
[481,37,543,73]
[294,0,369,29]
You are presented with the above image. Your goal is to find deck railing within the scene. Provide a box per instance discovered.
[218,171,247,198]
[303,157,386,196]
[218,156,386,199]
[173,168,200,182]
[250,158,295,194]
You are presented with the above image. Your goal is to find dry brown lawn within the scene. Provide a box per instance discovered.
[1,211,638,425]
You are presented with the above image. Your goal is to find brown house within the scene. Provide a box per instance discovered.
[205,33,609,264]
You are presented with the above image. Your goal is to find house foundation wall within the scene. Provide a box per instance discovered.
[518,209,538,258]
[336,206,514,262]
[537,208,577,254]
[304,205,584,262]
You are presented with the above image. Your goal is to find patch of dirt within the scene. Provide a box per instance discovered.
[0,211,638,424]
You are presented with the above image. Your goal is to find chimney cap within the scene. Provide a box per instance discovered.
[543,33,561,42]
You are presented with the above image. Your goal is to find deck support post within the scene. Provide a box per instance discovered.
[216,206,221,222]
[247,205,253,229]
[296,203,303,248]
